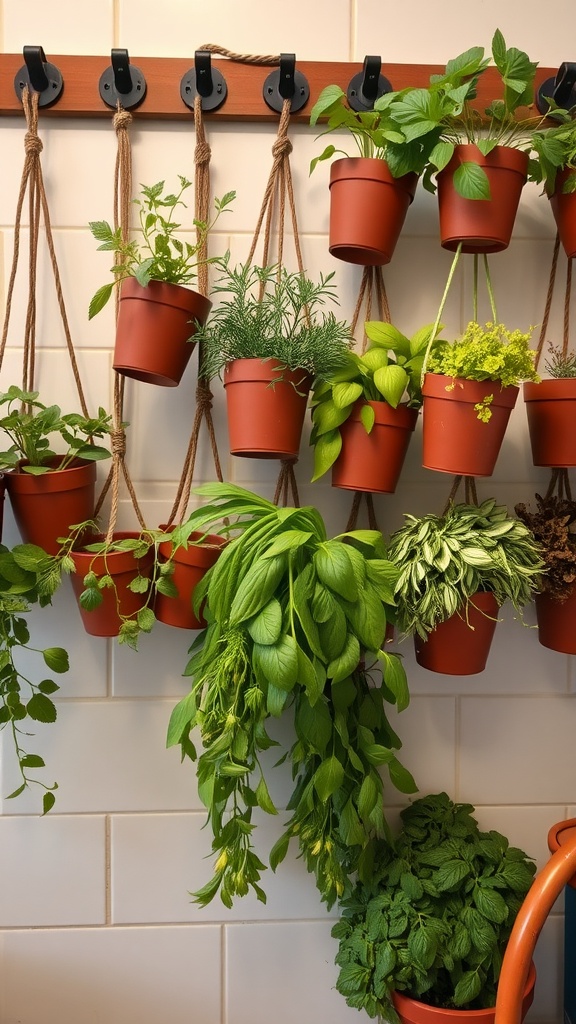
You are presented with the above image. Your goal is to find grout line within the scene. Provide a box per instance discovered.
[105,815,112,925]
[221,923,227,1024]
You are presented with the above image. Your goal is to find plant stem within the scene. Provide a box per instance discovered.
[473,255,478,322]
[483,255,498,321]
[421,242,462,384]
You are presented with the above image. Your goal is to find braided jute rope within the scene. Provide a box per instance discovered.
[345,491,379,532]
[0,87,90,420]
[273,459,300,507]
[198,44,280,66]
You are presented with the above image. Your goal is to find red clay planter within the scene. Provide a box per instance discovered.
[155,528,226,630]
[224,358,312,459]
[69,531,154,637]
[413,592,499,675]
[331,400,418,493]
[392,961,535,1023]
[549,168,576,259]
[114,278,212,387]
[328,158,418,265]
[437,144,528,254]
[422,374,518,476]
[535,587,576,655]
[524,379,576,467]
[5,457,97,555]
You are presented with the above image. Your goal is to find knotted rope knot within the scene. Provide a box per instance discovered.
[272,135,293,160]
[195,140,212,166]
[24,131,43,156]
[113,108,133,133]
[195,379,213,412]
[111,429,127,458]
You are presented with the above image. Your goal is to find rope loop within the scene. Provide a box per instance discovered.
[24,131,43,156]
[272,134,293,160]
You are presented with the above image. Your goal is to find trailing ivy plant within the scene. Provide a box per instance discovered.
[388,498,545,639]
[332,791,536,1017]
[310,322,443,481]
[166,483,416,910]
[0,541,69,812]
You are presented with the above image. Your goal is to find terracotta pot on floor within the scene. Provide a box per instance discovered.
[414,592,499,675]
[5,457,97,555]
[224,358,312,459]
[69,531,154,637]
[392,961,536,1023]
[328,158,418,265]
[535,587,576,654]
[331,400,418,493]
[155,527,226,629]
[550,167,576,258]
[524,379,576,466]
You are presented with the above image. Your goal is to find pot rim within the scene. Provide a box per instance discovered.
[523,378,576,400]
[329,156,418,197]
[348,398,419,429]
[119,276,212,315]
[423,373,519,409]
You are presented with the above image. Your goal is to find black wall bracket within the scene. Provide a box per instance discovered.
[263,53,309,114]
[14,46,63,107]
[180,50,227,112]
[99,49,147,110]
[347,55,392,112]
[536,62,576,115]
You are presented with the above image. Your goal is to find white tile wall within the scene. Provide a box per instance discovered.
[1,4,575,1023]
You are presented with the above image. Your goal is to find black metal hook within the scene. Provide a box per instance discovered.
[263,53,310,114]
[536,62,576,115]
[347,56,392,112]
[13,46,64,108]
[98,49,147,110]
[180,50,227,112]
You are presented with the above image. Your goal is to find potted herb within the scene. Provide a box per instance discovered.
[167,483,415,909]
[309,85,425,265]
[0,386,112,554]
[332,792,537,1022]
[88,178,235,387]
[311,322,442,492]
[0,540,69,813]
[391,31,540,252]
[421,320,539,476]
[524,343,576,467]
[388,498,544,675]
[515,491,576,654]
[531,112,576,258]
[197,259,352,459]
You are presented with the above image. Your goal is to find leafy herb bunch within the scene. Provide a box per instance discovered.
[0,541,69,812]
[310,322,443,481]
[0,386,112,473]
[197,257,353,382]
[530,108,576,196]
[167,483,416,910]
[545,343,576,378]
[515,492,576,601]
[388,498,545,639]
[332,792,536,1017]
[88,177,235,318]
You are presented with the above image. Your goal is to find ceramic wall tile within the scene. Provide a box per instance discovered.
[3,0,114,53]
[387,696,457,800]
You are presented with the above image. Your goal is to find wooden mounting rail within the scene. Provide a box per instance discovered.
[0,53,559,123]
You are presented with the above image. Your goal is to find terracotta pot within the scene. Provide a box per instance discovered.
[550,168,576,258]
[69,531,154,637]
[332,400,418,493]
[548,819,576,888]
[224,358,312,459]
[5,457,97,555]
[524,378,576,467]
[392,961,536,1023]
[155,527,226,629]
[114,278,212,387]
[535,587,576,654]
[414,592,499,675]
[437,144,528,254]
[328,158,418,265]
[422,374,518,476]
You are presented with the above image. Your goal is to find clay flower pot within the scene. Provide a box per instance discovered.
[392,960,535,1023]
[549,168,576,259]
[535,587,576,655]
[437,144,528,254]
[524,379,576,467]
[155,527,226,630]
[328,158,418,265]
[224,358,312,459]
[114,278,212,387]
[69,531,154,637]
[414,592,499,675]
[331,400,418,493]
[5,457,97,555]
[422,374,518,476]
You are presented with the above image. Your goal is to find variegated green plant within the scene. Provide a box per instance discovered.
[388,499,545,639]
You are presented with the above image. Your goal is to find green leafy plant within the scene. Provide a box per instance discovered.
[166,483,416,910]
[196,257,353,382]
[0,386,112,474]
[426,320,539,421]
[0,541,69,812]
[332,791,536,1017]
[544,342,576,378]
[88,177,235,318]
[515,492,576,601]
[530,109,576,196]
[388,498,545,639]
[310,322,443,481]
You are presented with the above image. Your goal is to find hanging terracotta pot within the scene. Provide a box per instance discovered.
[155,527,226,630]
[224,358,312,459]
[436,144,528,254]
[414,592,499,675]
[422,374,518,476]
[69,531,154,637]
[392,960,535,1024]
[331,400,418,493]
[113,278,212,387]
[549,168,576,259]
[548,818,576,888]
[328,158,418,265]
[5,457,97,556]
[535,586,576,654]
[523,379,576,466]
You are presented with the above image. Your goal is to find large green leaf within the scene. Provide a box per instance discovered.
[229,554,286,624]
[253,635,299,692]
[247,598,283,645]
[373,364,409,407]
[315,542,358,600]
[453,162,491,200]
[313,755,344,801]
